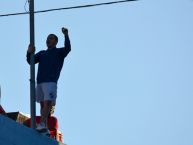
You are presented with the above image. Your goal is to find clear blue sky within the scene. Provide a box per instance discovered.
[0,0,193,145]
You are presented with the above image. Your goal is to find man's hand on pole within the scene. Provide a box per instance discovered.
[28,44,35,53]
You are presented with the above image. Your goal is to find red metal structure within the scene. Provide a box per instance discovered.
[0,105,6,115]
[24,116,63,142]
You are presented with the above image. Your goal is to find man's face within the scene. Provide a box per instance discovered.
[46,34,58,48]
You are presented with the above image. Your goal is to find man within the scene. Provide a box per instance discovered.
[26,27,71,134]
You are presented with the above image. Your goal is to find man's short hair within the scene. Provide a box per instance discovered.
[47,34,58,42]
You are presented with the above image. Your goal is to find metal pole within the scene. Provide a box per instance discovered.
[29,0,36,129]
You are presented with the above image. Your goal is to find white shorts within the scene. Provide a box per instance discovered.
[36,82,57,105]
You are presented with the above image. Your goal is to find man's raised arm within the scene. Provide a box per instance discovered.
[61,27,71,57]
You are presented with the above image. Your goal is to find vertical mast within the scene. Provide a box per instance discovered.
[29,0,36,129]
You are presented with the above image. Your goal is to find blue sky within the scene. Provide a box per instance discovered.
[0,0,193,145]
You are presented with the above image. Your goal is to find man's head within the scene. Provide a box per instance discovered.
[46,34,58,49]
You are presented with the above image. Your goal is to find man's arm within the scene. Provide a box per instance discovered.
[60,27,71,58]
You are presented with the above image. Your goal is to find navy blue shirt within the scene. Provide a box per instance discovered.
[27,35,71,84]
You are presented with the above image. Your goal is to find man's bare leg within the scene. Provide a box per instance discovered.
[40,101,52,127]
[40,101,44,117]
